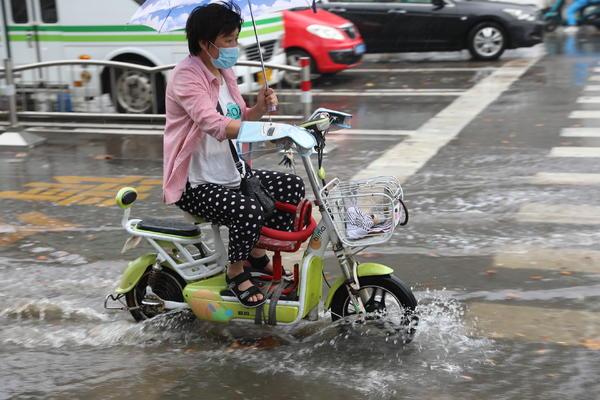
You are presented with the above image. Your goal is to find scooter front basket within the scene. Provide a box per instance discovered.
[320,176,407,247]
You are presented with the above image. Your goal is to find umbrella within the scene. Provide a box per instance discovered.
[129,0,314,104]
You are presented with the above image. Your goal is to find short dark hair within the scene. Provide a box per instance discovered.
[186,2,243,56]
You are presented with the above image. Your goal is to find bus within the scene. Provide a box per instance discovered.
[0,0,287,113]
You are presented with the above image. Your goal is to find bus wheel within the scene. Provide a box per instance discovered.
[114,68,165,114]
[103,56,165,114]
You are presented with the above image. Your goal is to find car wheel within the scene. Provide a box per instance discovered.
[468,22,507,61]
[283,49,319,87]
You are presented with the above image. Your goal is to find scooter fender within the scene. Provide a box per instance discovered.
[324,263,394,309]
[115,253,157,294]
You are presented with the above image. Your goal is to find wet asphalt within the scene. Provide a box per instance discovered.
[2,32,600,399]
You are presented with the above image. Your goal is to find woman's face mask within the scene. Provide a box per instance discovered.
[208,41,239,69]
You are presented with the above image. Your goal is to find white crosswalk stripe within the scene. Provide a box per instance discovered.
[584,85,600,91]
[549,146,600,157]
[529,172,600,185]
[577,96,600,103]
[494,246,600,273]
[569,111,600,118]
[515,203,600,224]
[561,127,600,137]
[466,303,600,346]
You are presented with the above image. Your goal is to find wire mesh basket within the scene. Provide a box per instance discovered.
[319,176,408,247]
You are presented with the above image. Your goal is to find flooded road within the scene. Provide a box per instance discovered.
[2,33,600,399]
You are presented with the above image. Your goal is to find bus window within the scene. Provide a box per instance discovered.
[39,0,58,23]
[10,0,28,23]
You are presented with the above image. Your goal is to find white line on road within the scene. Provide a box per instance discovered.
[550,147,600,157]
[561,127,600,137]
[569,111,600,119]
[590,76,600,81]
[494,246,600,273]
[529,172,600,185]
[515,203,600,224]
[577,96,600,103]
[343,67,498,73]
[336,129,415,136]
[584,85,600,91]
[350,57,541,181]
[466,302,600,346]
[277,89,465,97]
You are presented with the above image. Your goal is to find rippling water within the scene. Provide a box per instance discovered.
[0,255,495,400]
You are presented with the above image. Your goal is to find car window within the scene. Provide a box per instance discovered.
[10,0,28,23]
[39,0,58,23]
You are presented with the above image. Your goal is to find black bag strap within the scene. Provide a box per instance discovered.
[216,101,244,170]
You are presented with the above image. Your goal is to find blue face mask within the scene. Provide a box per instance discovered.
[209,42,239,69]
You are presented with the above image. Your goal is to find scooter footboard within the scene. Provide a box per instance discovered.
[183,276,299,323]
[324,263,394,309]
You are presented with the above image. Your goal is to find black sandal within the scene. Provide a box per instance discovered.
[247,254,292,277]
[226,270,266,308]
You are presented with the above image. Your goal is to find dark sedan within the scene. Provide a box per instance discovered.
[319,0,544,60]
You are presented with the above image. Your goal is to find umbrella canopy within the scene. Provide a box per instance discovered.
[130,0,312,33]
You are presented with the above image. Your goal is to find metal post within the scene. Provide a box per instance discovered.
[4,59,18,127]
[299,57,312,119]
[0,58,45,147]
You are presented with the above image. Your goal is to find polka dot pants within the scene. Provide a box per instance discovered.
[176,169,305,263]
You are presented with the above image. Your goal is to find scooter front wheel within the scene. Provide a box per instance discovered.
[330,275,418,343]
[125,266,186,321]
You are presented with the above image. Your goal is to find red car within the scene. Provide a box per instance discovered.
[282,8,365,86]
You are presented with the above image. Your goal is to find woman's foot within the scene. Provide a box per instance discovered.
[226,264,265,307]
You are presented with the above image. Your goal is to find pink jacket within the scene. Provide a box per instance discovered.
[163,55,252,204]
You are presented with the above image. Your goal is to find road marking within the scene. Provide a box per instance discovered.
[529,172,600,185]
[343,67,498,73]
[494,246,600,274]
[0,212,77,247]
[466,302,600,347]
[590,76,600,81]
[350,57,540,181]
[561,127,600,137]
[0,176,161,207]
[515,203,600,224]
[549,146,600,157]
[337,129,415,136]
[569,111,600,119]
[594,67,600,73]
[277,89,465,97]
[577,96,600,103]
[584,85,600,91]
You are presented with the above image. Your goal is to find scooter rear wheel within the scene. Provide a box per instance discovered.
[330,275,418,343]
[125,266,186,321]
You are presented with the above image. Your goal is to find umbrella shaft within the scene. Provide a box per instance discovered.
[247,0,275,116]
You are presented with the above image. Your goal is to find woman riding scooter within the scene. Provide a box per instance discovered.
[163,1,305,308]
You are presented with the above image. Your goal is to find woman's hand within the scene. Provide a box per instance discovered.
[257,86,278,114]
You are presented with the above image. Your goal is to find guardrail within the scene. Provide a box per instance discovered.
[0,57,312,146]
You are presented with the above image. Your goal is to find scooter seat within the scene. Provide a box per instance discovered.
[136,218,200,237]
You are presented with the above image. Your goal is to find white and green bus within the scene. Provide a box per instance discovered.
[0,0,286,113]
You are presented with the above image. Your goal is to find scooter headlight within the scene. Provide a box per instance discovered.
[503,8,536,21]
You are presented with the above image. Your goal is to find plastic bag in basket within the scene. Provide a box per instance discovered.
[345,205,394,240]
